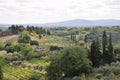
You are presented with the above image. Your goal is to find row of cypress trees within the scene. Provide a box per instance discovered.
[90,30,114,67]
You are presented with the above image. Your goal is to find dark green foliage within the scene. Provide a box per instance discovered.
[90,38,102,67]
[5,45,15,53]
[14,44,24,52]
[108,33,114,63]
[71,34,77,41]
[5,42,12,48]
[0,64,3,80]
[47,46,92,79]
[18,31,31,43]
[84,35,87,43]
[4,56,18,62]
[0,43,4,51]
[93,61,120,77]
[30,40,39,45]
[46,30,51,35]
[102,31,114,64]
[20,44,38,60]
[114,46,120,61]
[8,25,25,34]
[47,52,62,80]
[50,46,63,51]
[5,42,15,53]
[39,34,42,39]
[27,26,47,35]
[102,30,108,63]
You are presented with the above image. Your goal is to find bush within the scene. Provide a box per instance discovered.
[95,74,103,79]
[93,61,120,76]
[50,46,63,51]
[47,46,92,79]
[27,51,38,59]
[4,56,18,62]
[5,42,12,48]
[39,34,42,39]
[20,44,38,60]
[30,40,39,45]
[5,45,15,53]
[18,30,31,43]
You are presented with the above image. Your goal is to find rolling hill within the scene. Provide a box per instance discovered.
[0,19,120,27]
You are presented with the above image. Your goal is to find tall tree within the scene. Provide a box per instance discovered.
[90,38,102,67]
[84,35,87,43]
[102,30,108,63]
[108,33,114,63]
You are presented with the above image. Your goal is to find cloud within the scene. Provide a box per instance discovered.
[0,0,120,24]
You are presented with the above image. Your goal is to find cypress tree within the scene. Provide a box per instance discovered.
[108,33,114,63]
[90,37,102,67]
[102,30,108,63]
[84,35,87,43]
[71,34,73,40]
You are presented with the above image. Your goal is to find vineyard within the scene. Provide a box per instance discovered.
[3,65,46,80]
[3,65,35,80]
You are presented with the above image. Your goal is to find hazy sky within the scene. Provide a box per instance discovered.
[0,0,120,24]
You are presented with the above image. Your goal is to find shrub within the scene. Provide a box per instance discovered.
[4,56,18,62]
[95,74,103,79]
[39,34,42,39]
[30,40,39,45]
[50,46,63,51]
[20,44,38,60]
[93,61,120,76]
[5,42,12,48]
[5,45,15,53]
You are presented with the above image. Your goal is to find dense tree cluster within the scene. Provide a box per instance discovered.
[8,25,25,34]
[47,46,92,80]
[27,26,51,35]
[70,34,76,41]
[90,30,114,67]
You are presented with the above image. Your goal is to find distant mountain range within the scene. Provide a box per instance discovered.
[39,19,120,27]
[0,19,120,28]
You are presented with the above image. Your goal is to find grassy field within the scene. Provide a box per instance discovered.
[31,34,73,47]
[0,35,18,44]
[23,59,50,67]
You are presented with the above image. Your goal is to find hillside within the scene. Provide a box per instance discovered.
[0,26,120,80]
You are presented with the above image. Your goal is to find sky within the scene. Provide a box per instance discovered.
[0,0,120,24]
